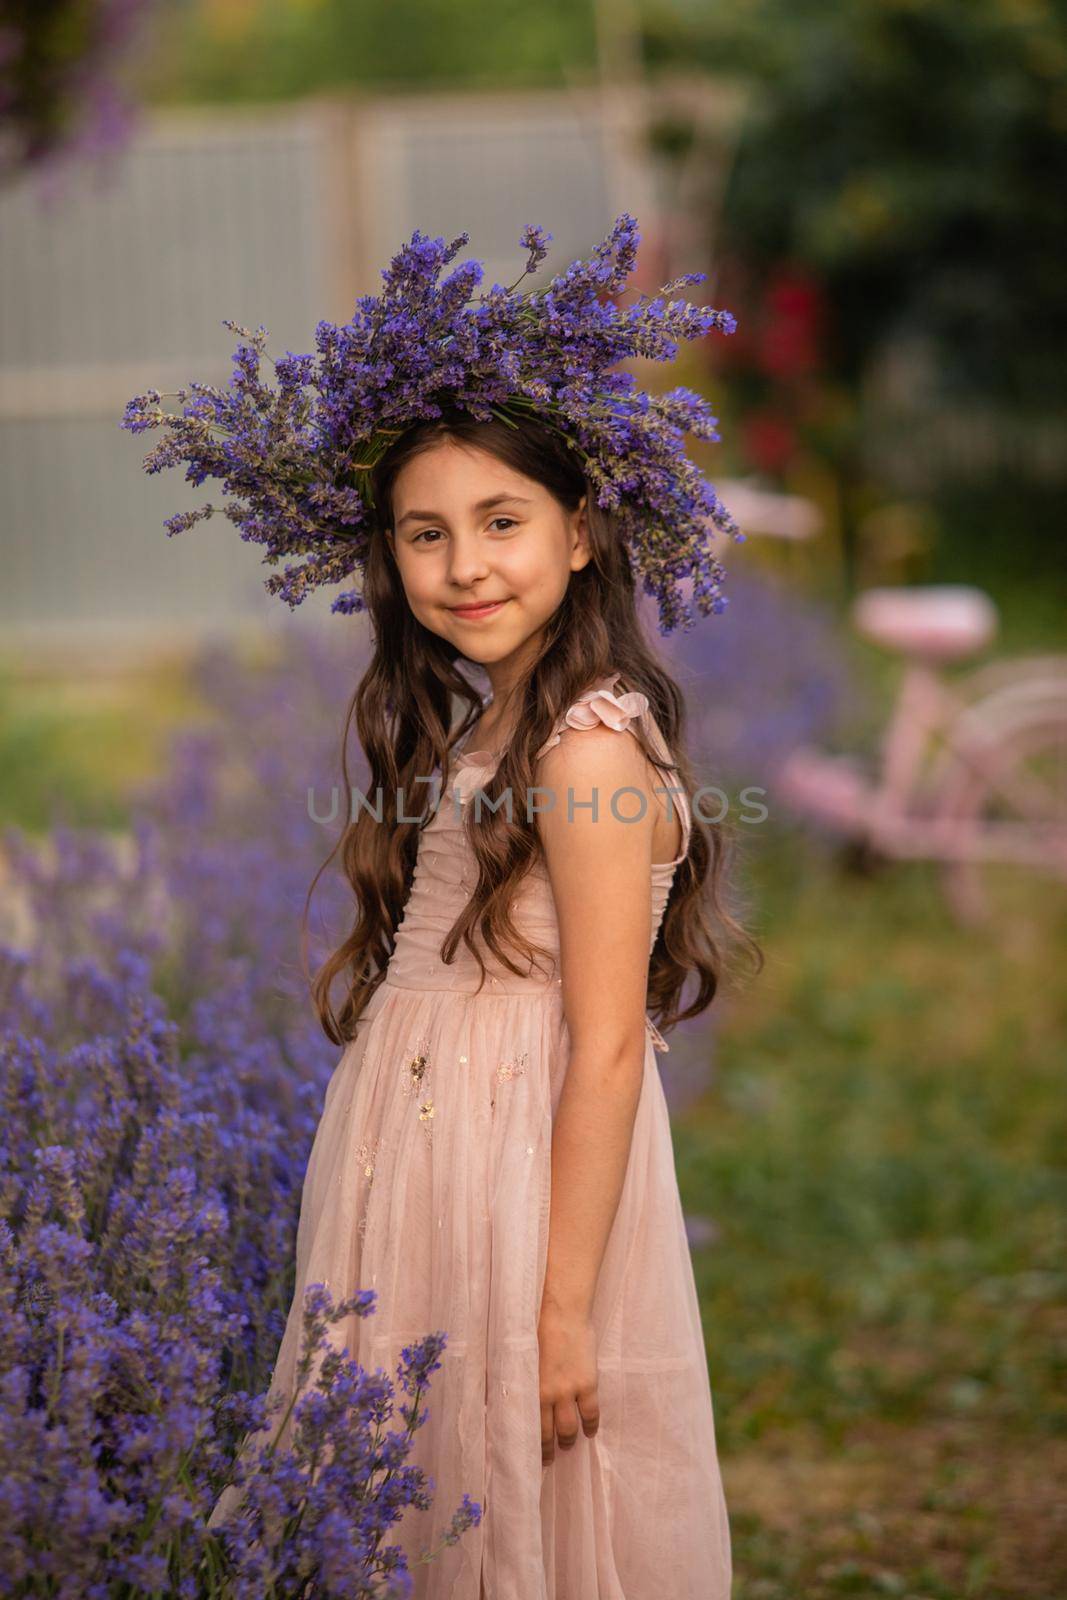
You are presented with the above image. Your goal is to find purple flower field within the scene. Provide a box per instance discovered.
[0,632,483,1596]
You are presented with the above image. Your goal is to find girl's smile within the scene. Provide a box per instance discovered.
[448,599,511,620]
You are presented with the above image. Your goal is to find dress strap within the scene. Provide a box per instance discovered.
[638,690,693,866]
[534,672,651,760]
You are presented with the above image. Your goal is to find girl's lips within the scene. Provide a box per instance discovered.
[449,599,508,619]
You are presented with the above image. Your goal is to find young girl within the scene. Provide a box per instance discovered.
[123,216,763,1595]
[207,398,758,1596]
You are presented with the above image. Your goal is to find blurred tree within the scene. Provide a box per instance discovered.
[644,0,1067,404]
[642,0,1067,583]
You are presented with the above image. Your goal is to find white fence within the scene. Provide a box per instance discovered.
[0,88,658,655]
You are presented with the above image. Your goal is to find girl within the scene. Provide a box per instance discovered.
[207,401,760,1597]
[118,217,765,1594]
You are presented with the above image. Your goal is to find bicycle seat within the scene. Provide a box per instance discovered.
[851,585,998,662]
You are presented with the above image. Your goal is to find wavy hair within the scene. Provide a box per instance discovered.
[302,407,763,1046]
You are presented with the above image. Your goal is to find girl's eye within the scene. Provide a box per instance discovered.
[412,517,517,546]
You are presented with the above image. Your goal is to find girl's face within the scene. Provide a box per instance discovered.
[386,438,591,675]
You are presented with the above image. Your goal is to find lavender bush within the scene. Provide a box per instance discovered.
[204,1292,480,1599]
[0,944,479,1595]
[663,564,864,795]
[0,632,481,1594]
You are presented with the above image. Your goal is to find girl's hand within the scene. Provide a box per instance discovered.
[537,1302,600,1463]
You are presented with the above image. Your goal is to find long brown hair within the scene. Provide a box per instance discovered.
[302,406,763,1046]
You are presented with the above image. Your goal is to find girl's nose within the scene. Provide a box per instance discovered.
[446,532,491,586]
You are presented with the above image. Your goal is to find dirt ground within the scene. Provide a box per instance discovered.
[726,1422,1067,1598]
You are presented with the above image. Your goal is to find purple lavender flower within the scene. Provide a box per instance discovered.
[518,223,553,276]
[0,960,478,1593]
[121,215,741,634]
[0,632,486,1593]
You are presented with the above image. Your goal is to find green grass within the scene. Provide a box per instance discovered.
[678,832,1067,1598]
[0,658,208,834]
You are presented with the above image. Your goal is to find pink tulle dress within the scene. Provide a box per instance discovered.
[209,671,731,1599]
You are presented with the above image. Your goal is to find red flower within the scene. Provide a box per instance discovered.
[740,411,798,474]
[758,268,825,381]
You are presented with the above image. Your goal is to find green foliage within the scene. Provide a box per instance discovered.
[679,824,1067,1594]
[644,0,1067,405]
[146,0,599,100]
[0,661,205,833]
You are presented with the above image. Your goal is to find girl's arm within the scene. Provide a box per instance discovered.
[534,724,656,1458]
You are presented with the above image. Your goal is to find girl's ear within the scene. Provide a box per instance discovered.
[570,494,592,572]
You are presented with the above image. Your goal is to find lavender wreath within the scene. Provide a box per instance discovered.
[121,213,743,635]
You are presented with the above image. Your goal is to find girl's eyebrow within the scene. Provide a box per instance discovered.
[396,493,533,529]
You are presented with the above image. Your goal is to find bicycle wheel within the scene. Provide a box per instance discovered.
[935,705,1067,942]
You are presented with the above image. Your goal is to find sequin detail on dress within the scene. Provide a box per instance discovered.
[358,1135,382,1180]
[496,1051,528,1083]
[401,1035,436,1147]
[490,1049,528,1111]
[402,1037,431,1097]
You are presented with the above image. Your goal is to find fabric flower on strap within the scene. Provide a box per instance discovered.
[535,676,650,760]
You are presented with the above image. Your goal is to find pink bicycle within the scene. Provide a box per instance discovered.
[776,585,1067,931]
